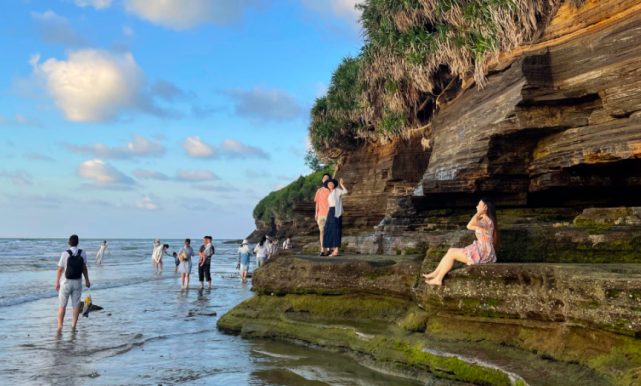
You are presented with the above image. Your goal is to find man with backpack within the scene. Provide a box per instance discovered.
[56,234,91,330]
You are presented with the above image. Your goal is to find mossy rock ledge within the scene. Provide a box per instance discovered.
[218,255,641,386]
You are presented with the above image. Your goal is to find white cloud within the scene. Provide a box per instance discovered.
[0,113,43,127]
[178,197,221,211]
[182,136,214,158]
[245,170,270,178]
[65,135,165,159]
[224,86,304,124]
[277,174,301,181]
[63,0,114,10]
[219,138,270,159]
[77,159,135,190]
[182,136,270,160]
[191,183,239,192]
[122,0,269,30]
[0,169,33,186]
[31,10,90,48]
[30,49,179,122]
[24,153,54,162]
[132,169,170,180]
[151,79,189,102]
[2,193,64,208]
[123,26,135,36]
[15,114,43,127]
[135,196,160,210]
[300,0,362,30]
[175,169,220,182]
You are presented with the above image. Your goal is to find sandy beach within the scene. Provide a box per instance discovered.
[0,238,426,385]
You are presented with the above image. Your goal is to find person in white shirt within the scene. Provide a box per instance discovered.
[254,236,271,268]
[95,240,110,265]
[322,178,348,257]
[283,237,292,249]
[56,234,90,330]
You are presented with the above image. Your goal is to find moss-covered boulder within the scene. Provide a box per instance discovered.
[416,263,641,337]
[252,254,422,299]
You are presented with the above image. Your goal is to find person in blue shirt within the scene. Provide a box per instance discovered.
[237,240,252,283]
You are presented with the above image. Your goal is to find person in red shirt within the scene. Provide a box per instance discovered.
[314,173,331,256]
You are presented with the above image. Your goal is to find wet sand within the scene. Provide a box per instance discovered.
[0,239,428,385]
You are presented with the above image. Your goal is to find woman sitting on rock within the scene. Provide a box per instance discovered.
[322,178,348,257]
[423,198,499,286]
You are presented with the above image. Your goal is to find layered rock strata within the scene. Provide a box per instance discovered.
[285,0,641,261]
[218,255,641,385]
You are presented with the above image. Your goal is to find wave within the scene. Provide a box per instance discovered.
[0,276,174,308]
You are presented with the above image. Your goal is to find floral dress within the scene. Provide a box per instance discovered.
[462,216,497,265]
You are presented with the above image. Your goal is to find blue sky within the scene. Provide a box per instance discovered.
[0,0,362,239]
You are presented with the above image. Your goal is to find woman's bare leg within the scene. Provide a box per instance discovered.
[423,250,455,279]
[159,260,163,273]
[426,249,468,286]
[186,274,190,287]
[181,273,185,287]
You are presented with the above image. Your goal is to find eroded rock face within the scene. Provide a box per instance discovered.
[312,0,641,260]
[252,255,421,299]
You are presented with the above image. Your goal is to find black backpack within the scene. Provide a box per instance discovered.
[65,249,84,280]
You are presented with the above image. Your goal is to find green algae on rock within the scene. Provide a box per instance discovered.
[218,255,641,385]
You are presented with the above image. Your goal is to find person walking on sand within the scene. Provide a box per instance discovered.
[423,198,499,286]
[323,178,348,257]
[237,239,252,283]
[314,173,331,256]
[254,236,270,268]
[56,234,90,330]
[198,236,214,289]
[95,240,110,265]
[178,239,195,288]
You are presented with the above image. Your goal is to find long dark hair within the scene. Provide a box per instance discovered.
[259,236,267,247]
[481,197,499,247]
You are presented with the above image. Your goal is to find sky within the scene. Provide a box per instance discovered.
[0,0,363,239]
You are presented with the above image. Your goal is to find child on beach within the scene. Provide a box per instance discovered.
[237,240,252,283]
[173,252,179,272]
[56,234,91,330]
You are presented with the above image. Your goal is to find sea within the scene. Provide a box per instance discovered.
[0,238,425,386]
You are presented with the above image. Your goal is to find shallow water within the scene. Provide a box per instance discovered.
[0,239,427,385]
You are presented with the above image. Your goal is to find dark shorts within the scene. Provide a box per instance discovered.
[198,260,211,282]
[174,258,180,266]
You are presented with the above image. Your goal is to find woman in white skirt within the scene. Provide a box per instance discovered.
[95,240,110,265]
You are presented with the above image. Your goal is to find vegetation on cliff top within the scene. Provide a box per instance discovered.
[309,0,583,158]
[252,166,334,226]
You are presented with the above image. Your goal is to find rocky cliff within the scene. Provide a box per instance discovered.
[295,0,641,262]
[229,1,641,385]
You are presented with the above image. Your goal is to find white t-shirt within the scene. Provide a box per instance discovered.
[254,243,271,257]
[58,246,87,285]
[327,188,348,217]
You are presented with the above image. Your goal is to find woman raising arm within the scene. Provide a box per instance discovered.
[423,198,499,286]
